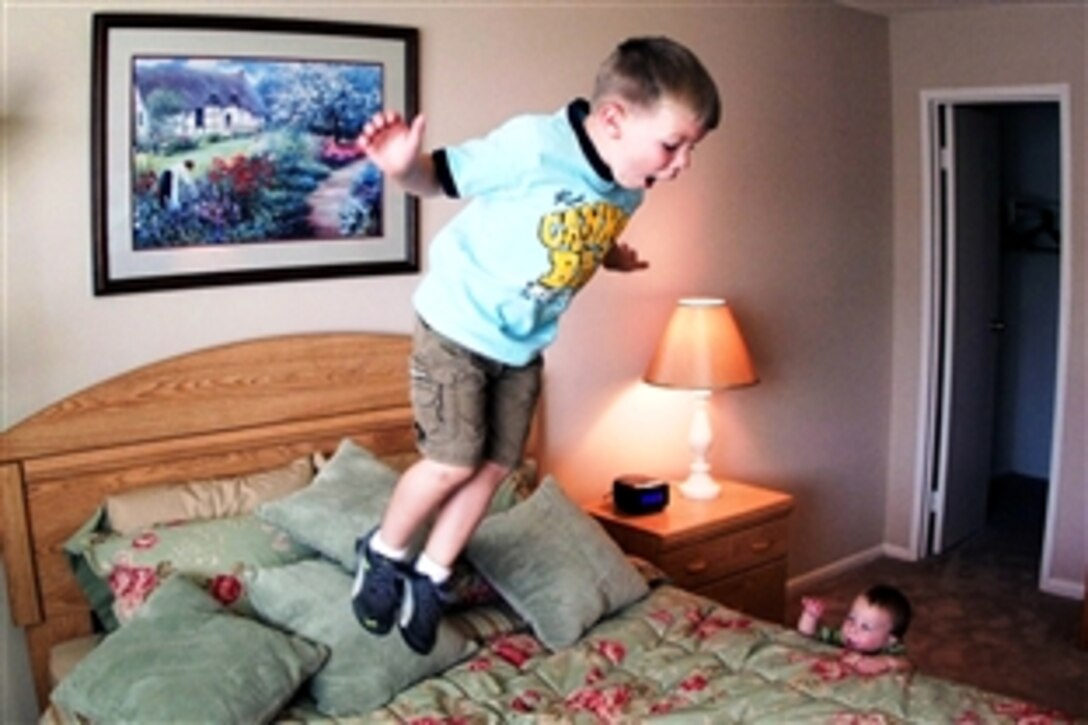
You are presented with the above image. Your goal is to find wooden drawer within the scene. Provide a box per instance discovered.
[694,558,787,624]
[657,517,788,589]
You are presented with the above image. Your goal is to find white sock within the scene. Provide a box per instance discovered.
[415,553,451,585]
[369,531,408,562]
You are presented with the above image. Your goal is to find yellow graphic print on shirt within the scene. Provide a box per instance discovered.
[536,200,630,291]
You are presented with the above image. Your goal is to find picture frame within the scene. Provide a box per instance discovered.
[91,13,419,295]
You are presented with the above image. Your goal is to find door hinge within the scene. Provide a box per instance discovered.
[939,146,952,171]
[928,490,943,514]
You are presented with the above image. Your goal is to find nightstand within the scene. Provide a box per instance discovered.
[584,480,793,623]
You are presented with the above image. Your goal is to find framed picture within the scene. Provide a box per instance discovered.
[91,13,419,295]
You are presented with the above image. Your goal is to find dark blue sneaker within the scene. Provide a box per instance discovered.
[398,571,451,655]
[351,530,405,635]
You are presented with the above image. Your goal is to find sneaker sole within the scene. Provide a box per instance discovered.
[351,541,398,635]
[398,578,440,655]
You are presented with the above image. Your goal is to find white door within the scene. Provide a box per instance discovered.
[933,106,1002,554]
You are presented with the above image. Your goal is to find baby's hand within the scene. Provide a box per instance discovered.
[797,596,824,636]
[357,110,426,178]
[801,597,825,617]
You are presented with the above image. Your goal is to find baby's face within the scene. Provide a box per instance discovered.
[841,595,897,654]
[608,97,706,191]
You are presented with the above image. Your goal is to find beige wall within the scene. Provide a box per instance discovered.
[4,1,892,718]
[885,6,1086,593]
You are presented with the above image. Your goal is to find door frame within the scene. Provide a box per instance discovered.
[915,84,1071,594]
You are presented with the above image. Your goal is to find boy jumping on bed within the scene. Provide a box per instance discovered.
[351,36,721,655]
[797,584,913,656]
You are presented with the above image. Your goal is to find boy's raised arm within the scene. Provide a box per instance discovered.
[357,111,441,198]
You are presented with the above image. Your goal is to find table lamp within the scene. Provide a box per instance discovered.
[643,298,758,500]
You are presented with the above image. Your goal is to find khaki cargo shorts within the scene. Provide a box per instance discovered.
[410,317,542,469]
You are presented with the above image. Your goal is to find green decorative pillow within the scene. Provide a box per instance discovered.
[487,457,540,511]
[64,511,315,630]
[51,575,327,723]
[246,559,477,716]
[445,458,540,609]
[254,438,537,609]
[255,438,399,570]
[466,476,649,650]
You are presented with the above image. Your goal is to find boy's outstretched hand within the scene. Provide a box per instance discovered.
[357,111,431,192]
[603,242,650,272]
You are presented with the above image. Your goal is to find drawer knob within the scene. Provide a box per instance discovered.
[685,559,708,574]
[749,540,772,553]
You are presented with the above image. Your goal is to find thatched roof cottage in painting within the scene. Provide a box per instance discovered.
[134,64,265,148]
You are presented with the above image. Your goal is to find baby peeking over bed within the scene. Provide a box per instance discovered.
[797,583,912,656]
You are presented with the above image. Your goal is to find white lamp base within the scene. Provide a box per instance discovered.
[678,390,721,500]
[678,473,721,500]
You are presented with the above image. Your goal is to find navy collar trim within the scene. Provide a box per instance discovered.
[568,99,613,183]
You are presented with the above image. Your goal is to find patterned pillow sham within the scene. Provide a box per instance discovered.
[64,510,315,631]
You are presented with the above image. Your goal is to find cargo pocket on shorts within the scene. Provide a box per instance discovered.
[409,359,456,449]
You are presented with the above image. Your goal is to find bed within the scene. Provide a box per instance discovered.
[0,332,1077,723]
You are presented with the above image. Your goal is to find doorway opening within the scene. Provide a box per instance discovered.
[918,86,1070,594]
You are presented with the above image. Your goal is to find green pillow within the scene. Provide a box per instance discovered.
[256,438,399,569]
[64,511,315,630]
[254,438,538,605]
[466,475,649,649]
[246,559,477,716]
[51,575,327,723]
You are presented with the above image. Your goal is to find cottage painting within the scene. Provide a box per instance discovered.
[130,56,385,249]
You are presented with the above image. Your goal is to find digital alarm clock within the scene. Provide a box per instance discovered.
[612,474,670,515]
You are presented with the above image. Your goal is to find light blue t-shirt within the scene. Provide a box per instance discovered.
[413,100,643,366]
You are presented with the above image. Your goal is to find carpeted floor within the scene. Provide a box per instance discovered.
[787,475,1088,719]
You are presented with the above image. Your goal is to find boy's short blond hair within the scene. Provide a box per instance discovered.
[593,36,721,132]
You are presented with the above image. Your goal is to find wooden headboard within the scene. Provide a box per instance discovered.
[0,332,416,706]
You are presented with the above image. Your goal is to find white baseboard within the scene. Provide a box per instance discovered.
[787,545,1084,602]
[786,544,888,597]
[1040,573,1084,600]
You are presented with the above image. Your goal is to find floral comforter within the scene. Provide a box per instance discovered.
[350,585,1072,725]
[43,584,1074,724]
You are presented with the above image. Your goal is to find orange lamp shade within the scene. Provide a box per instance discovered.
[644,298,758,391]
